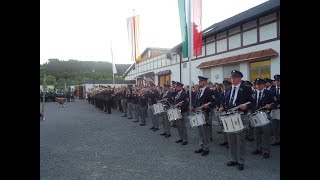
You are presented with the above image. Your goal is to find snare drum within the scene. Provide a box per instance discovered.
[212,111,224,126]
[188,112,206,127]
[152,103,166,115]
[220,113,245,133]
[56,98,66,105]
[167,108,182,121]
[249,111,270,127]
[271,109,280,120]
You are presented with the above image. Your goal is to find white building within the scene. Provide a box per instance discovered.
[123,0,280,85]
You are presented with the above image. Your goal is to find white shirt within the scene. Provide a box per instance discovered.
[266,86,271,90]
[199,87,206,98]
[230,83,241,105]
[175,90,182,99]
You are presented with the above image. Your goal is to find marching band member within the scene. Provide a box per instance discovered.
[132,88,140,123]
[126,86,133,119]
[173,81,189,145]
[146,84,160,131]
[191,76,216,156]
[171,81,178,128]
[271,74,280,146]
[105,86,113,114]
[218,80,232,148]
[264,78,275,91]
[121,88,128,117]
[159,84,174,138]
[219,70,254,171]
[138,88,148,126]
[243,81,255,142]
[251,78,274,159]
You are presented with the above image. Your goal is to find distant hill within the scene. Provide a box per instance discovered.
[40,59,131,88]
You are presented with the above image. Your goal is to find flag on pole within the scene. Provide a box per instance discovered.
[127,15,141,62]
[112,63,117,74]
[177,0,202,58]
[110,42,117,74]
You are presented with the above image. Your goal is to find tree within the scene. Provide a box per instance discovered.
[46,75,56,85]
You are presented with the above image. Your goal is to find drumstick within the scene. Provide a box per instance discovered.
[254,103,274,112]
[172,101,184,108]
[195,102,211,111]
[227,101,251,112]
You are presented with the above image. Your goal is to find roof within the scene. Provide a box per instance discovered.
[171,0,280,52]
[122,47,170,78]
[82,80,136,84]
[196,48,278,69]
[122,63,135,78]
[137,71,155,78]
[156,70,172,76]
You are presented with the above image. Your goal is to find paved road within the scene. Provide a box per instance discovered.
[40,100,280,180]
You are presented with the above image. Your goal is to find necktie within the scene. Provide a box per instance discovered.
[276,88,279,95]
[257,91,261,107]
[198,89,202,99]
[229,87,236,106]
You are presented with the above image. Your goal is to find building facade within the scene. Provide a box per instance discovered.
[123,0,280,86]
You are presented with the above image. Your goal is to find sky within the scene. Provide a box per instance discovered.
[40,0,268,65]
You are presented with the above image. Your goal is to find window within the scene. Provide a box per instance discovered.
[158,74,171,86]
[249,60,271,82]
[206,42,215,55]
[259,23,277,42]
[137,79,144,86]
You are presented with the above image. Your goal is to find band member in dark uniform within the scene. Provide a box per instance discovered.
[219,70,254,171]
[159,84,174,138]
[138,88,148,126]
[105,86,113,114]
[271,74,280,146]
[146,85,160,131]
[132,88,140,123]
[264,78,275,91]
[243,80,255,142]
[191,76,216,156]
[218,80,232,148]
[251,78,274,159]
[173,81,189,145]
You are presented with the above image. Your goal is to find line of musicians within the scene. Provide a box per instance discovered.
[86,70,280,171]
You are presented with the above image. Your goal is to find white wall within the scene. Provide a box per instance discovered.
[183,40,280,84]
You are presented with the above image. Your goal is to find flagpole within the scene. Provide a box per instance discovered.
[188,0,193,109]
[111,41,115,87]
[133,9,138,87]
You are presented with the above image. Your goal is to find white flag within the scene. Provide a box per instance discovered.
[112,63,117,74]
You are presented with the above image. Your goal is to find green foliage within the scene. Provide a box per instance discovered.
[40,59,131,87]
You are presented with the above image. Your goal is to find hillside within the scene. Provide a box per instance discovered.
[40,59,131,88]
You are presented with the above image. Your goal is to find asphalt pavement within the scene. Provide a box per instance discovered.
[40,100,280,180]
